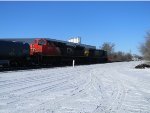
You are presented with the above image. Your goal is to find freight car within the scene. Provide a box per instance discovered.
[0,40,30,66]
[0,38,108,67]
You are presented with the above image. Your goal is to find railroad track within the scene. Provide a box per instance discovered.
[0,62,107,72]
[0,66,47,72]
[0,64,69,72]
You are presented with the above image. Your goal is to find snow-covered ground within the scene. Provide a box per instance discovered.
[0,61,150,113]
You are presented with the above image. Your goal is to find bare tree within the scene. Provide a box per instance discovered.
[124,53,133,61]
[140,31,150,60]
[100,42,115,62]
[100,42,115,55]
[116,51,124,61]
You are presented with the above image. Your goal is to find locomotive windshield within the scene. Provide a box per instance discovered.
[38,39,46,45]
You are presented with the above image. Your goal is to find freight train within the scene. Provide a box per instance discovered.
[0,38,108,67]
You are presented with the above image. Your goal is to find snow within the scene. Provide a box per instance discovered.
[0,61,150,113]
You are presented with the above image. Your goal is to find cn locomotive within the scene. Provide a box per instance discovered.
[0,38,108,67]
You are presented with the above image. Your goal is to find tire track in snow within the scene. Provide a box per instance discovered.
[116,70,150,113]
[24,66,126,113]
[92,68,127,113]
[19,67,96,113]
[0,74,72,94]
[0,71,73,89]
[0,66,94,113]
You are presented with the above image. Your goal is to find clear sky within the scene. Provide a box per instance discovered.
[0,1,150,55]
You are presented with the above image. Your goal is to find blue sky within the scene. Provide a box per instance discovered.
[0,2,150,55]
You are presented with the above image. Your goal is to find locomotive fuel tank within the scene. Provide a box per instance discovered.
[60,46,74,56]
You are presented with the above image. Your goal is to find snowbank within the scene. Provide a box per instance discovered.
[0,61,150,113]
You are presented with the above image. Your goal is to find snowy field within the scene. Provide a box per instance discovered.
[0,61,150,113]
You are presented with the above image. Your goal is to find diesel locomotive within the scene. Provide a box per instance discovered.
[0,38,108,67]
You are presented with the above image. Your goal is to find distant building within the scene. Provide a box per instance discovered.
[68,37,81,44]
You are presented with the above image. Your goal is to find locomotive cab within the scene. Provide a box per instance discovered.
[30,39,61,56]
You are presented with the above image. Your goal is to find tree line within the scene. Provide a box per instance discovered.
[100,42,133,62]
[100,30,150,62]
[140,31,150,61]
